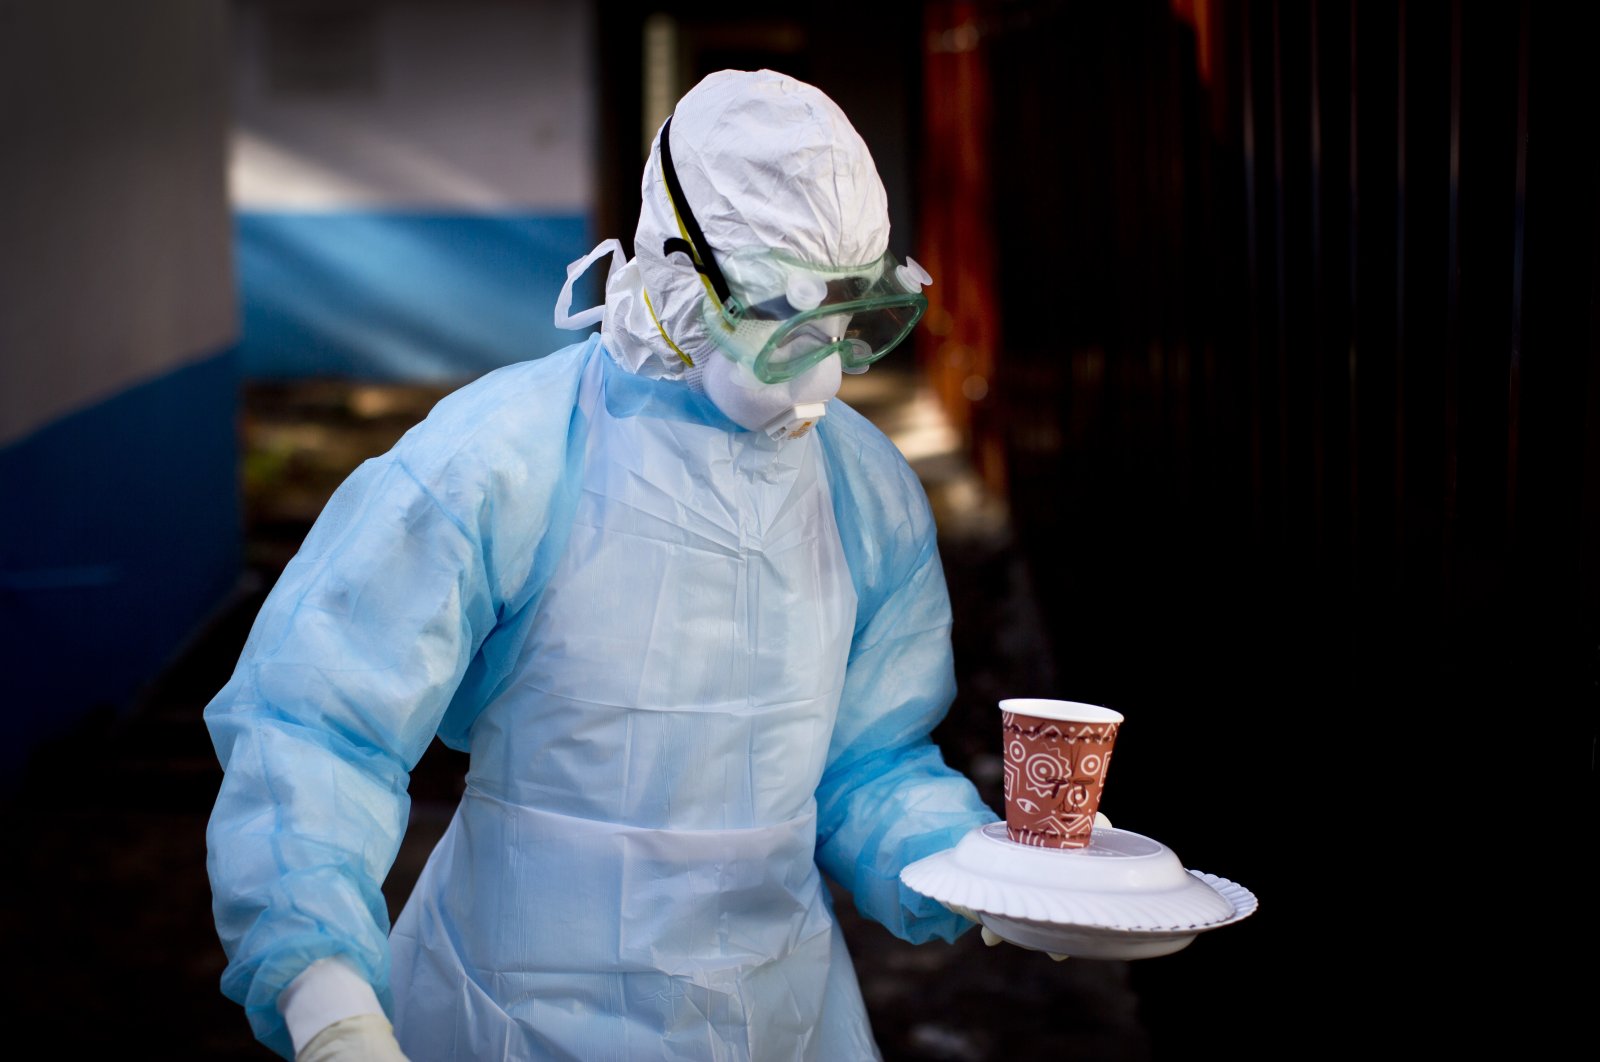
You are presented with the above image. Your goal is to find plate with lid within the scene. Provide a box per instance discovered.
[901,823,1257,960]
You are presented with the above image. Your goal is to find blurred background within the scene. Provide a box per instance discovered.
[1,0,1594,1058]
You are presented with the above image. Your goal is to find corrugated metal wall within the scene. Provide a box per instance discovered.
[945,0,1594,1052]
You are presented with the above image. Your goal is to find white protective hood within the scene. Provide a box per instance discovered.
[568,69,893,386]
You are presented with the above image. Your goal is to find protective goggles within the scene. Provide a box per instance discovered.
[659,115,931,384]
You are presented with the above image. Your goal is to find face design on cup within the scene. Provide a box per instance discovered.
[1001,710,1119,848]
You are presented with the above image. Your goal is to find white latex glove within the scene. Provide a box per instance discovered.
[296,1013,411,1062]
[947,811,1113,961]
[949,906,1069,961]
[280,957,404,1061]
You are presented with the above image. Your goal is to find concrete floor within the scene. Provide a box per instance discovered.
[1,365,1241,1060]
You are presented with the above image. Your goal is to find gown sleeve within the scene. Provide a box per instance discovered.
[812,403,1002,945]
[204,345,593,1059]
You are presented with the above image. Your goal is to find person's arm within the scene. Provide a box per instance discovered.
[205,347,595,1059]
[205,450,497,1058]
[813,409,1000,945]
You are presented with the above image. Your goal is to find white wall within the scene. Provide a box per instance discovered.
[230,0,594,212]
[0,0,237,446]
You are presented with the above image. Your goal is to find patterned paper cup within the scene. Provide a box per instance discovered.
[999,699,1124,849]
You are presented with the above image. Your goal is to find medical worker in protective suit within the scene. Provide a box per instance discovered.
[206,69,1008,1061]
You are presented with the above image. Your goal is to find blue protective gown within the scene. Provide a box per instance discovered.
[205,336,999,1060]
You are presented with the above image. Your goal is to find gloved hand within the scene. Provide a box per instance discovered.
[948,903,1070,961]
[946,811,1113,960]
[280,957,407,1062]
[296,1013,411,1062]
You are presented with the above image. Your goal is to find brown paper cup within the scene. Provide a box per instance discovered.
[1000,699,1123,848]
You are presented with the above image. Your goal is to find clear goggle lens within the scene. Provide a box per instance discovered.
[701,250,929,384]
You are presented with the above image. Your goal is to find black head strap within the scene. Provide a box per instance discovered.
[659,115,732,305]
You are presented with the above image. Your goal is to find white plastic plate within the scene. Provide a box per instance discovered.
[901,824,1258,960]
